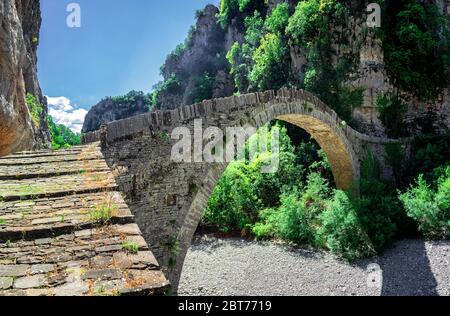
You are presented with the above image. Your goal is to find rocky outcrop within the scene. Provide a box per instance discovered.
[82,92,150,133]
[0,0,50,157]
[157,4,233,110]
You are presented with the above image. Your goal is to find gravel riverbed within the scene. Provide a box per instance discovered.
[178,236,450,296]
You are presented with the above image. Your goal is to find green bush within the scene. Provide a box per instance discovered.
[203,161,262,232]
[400,166,450,239]
[356,149,404,250]
[318,190,375,261]
[203,122,328,233]
[189,72,215,103]
[272,188,316,245]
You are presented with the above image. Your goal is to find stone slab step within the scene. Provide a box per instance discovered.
[0,144,99,160]
[0,224,169,296]
[0,171,118,202]
[0,192,134,242]
[0,153,104,166]
[0,159,111,180]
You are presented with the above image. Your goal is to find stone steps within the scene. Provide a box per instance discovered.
[0,192,135,243]
[0,160,111,180]
[0,153,104,166]
[0,143,169,296]
[0,172,118,202]
[0,224,168,296]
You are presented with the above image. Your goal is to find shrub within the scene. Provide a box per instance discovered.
[318,190,375,261]
[203,161,261,232]
[410,133,450,182]
[273,188,316,245]
[356,149,405,250]
[400,166,450,239]
[189,72,215,103]
[26,93,43,127]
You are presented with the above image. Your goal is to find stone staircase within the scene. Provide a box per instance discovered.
[0,143,169,296]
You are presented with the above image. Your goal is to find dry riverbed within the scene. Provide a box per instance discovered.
[178,235,450,296]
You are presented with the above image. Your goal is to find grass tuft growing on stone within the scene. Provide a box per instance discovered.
[122,240,140,254]
[88,201,117,223]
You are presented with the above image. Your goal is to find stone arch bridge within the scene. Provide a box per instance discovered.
[80,88,398,291]
[0,88,400,295]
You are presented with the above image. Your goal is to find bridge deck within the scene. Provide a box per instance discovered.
[0,143,169,296]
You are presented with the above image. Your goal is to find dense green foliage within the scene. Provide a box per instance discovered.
[375,93,407,138]
[47,116,81,150]
[203,122,401,261]
[318,190,375,261]
[219,0,268,28]
[221,0,449,130]
[25,93,43,127]
[379,0,450,100]
[202,122,450,260]
[400,166,450,239]
[110,90,152,110]
[225,0,365,124]
[409,133,450,182]
[189,72,215,103]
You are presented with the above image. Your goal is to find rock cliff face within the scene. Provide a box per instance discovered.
[156,4,233,110]
[82,93,150,133]
[0,0,50,156]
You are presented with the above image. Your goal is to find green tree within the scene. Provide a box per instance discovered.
[249,33,289,90]
[48,116,81,150]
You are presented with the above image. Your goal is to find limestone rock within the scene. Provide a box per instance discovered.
[0,0,50,157]
[82,94,150,133]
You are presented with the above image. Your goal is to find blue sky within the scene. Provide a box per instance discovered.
[39,0,217,132]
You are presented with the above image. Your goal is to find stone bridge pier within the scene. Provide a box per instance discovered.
[83,88,398,292]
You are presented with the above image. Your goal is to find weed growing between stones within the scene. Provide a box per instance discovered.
[122,240,139,254]
[88,201,118,224]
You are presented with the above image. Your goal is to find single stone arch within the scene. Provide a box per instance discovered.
[92,88,395,293]
[171,95,360,291]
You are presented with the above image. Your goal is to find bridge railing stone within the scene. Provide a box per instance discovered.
[81,88,397,148]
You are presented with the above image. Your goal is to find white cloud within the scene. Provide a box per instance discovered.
[47,96,88,134]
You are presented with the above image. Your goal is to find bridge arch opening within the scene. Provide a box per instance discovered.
[171,103,360,291]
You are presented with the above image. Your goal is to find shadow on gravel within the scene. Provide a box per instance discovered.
[190,236,250,255]
[192,235,323,259]
[380,240,438,296]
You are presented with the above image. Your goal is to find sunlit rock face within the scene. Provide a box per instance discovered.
[0,0,50,157]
